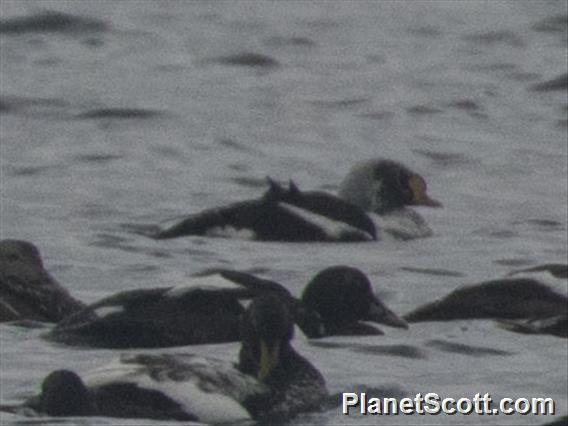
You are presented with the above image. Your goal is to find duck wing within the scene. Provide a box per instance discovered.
[84,353,268,423]
[50,285,245,348]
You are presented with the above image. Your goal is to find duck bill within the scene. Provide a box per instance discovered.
[366,298,409,329]
[412,193,443,208]
[408,175,443,208]
[258,339,281,381]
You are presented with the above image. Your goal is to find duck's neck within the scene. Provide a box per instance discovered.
[238,342,299,383]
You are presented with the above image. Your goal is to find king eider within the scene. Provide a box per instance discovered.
[149,159,441,242]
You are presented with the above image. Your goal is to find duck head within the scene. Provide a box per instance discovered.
[301,266,408,334]
[238,295,295,382]
[338,159,442,215]
[38,370,92,416]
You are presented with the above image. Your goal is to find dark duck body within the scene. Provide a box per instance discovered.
[5,295,329,423]
[150,158,441,242]
[154,178,377,242]
[48,266,406,348]
[404,277,568,338]
[48,269,324,348]
[0,239,85,323]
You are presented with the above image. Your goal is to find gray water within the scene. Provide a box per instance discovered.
[1,1,567,425]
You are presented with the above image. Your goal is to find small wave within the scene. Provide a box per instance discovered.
[0,95,70,116]
[531,14,568,33]
[0,11,107,34]
[209,52,280,68]
[231,177,267,189]
[493,258,533,267]
[9,166,55,177]
[408,25,442,38]
[425,339,513,357]
[73,154,122,163]
[461,30,525,48]
[264,35,316,47]
[352,344,428,359]
[447,99,481,112]
[399,266,465,278]
[309,97,371,110]
[530,73,568,92]
[75,108,167,120]
[358,111,395,121]
[405,105,443,115]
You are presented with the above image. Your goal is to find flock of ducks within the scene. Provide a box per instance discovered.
[1,158,566,423]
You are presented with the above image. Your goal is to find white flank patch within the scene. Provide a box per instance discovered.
[166,274,242,298]
[279,202,373,241]
[84,354,264,424]
[206,226,257,240]
[141,377,251,423]
[95,306,125,318]
[372,208,433,240]
[292,324,308,342]
[238,299,252,310]
[83,357,144,387]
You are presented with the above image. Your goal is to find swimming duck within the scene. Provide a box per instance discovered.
[0,239,85,323]
[6,295,329,423]
[48,269,324,348]
[150,159,441,242]
[404,278,568,326]
[48,266,406,348]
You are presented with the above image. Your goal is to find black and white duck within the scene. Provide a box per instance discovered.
[149,159,441,242]
[404,272,567,338]
[4,295,329,423]
[48,266,407,348]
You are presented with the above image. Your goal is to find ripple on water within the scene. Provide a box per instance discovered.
[9,165,56,177]
[352,344,428,360]
[75,108,168,120]
[405,105,443,115]
[308,98,371,111]
[529,73,568,92]
[89,233,173,259]
[231,176,268,189]
[461,30,525,48]
[217,138,258,154]
[73,154,122,164]
[264,35,316,47]
[208,52,280,68]
[399,266,466,278]
[0,11,108,34]
[309,341,428,360]
[531,14,568,33]
[425,339,514,357]
[493,258,534,267]
[0,95,70,118]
